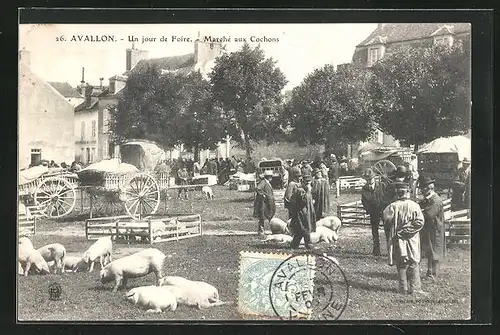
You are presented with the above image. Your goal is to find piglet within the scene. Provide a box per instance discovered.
[125,285,177,313]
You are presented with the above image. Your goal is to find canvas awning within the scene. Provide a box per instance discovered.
[120,140,166,171]
[418,136,471,161]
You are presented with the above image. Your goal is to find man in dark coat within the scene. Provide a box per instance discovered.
[451,158,470,211]
[284,167,302,219]
[253,170,276,235]
[289,172,317,249]
[361,168,386,256]
[311,168,330,220]
[418,175,445,279]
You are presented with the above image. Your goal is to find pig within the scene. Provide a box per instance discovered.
[18,237,35,264]
[264,234,293,243]
[159,276,220,301]
[83,237,113,272]
[202,186,214,199]
[37,243,67,274]
[316,216,342,232]
[125,285,177,313]
[161,282,233,309]
[63,255,89,272]
[99,248,166,292]
[18,262,23,275]
[316,226,339,243]
[269,217,290,235]
[23,249,51,276]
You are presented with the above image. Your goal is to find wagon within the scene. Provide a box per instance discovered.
[257,158,288,189]
[18,166,80,219]
[359,146,413,185]
[80,139,170,219]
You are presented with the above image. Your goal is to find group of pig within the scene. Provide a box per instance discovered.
[265,216,342,244]
[18,236,231,313]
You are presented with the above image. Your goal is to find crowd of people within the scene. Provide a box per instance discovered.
[253,151,471,296]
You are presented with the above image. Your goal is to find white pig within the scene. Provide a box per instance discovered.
[316,226,339,243]
[159,276,220,301]
[161,284,232,309]
[37,243,67,274]
[23,249,51,276]
[19,237,35,264]
[125,285,177,313]
[18,262,23,275]
[316,216,342,232]
[63,255,89,272]
[83,237,113,272]
[99,248,166,292]
[202,186,214,199]
[264,234,293,243]
[269,217,290,235]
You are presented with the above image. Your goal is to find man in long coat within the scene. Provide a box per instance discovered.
[383,182,427,296]
[253,170,276,235]
[451,158,470,210]
[418,175,445,279]
[284,167,302,220]
[289,172,317,249]
[311,168,330,220]
[361,168,386,256]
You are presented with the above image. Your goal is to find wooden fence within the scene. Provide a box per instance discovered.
[85,213,202,245]
[18,204,46,237]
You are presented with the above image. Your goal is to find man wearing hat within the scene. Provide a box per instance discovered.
[253,170,276,235]
[451,158,471,210]
[361,168,386,256]
[418,175,445,279]
[311,167,330,220]
[284,166,302,219]
[383,181,427,296]
[289,172,317,249]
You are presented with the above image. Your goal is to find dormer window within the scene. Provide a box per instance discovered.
[368,47,381,67]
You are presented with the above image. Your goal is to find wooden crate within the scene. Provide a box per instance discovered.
[18,204,46,237]
[85,214,202,244]
[445,209,470,246]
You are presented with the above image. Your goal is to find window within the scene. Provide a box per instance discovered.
[81,121,85,141]
[92,120,97,138]
[91,148,96,162]
[30,148,41,166]
[368,47,381,67]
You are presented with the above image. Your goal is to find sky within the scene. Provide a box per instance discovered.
[19,23,377,91]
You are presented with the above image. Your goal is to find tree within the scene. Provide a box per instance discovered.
[209,43,287,161]
[370,39,471,151]
[109,66,223,159]
[284,64,377,152]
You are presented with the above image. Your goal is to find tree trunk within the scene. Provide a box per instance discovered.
[413,143,419,154]
[194,143,200,162]
[243,130,252,162]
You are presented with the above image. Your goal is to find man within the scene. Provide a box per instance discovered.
[311,168,330,220]
[193,160,201,177]
[328,154,339,193]
[418,175,445,279]
[177,167,190,200]
[289,172,317,249]
[361,169,385,256]
[451,158,471,210]
[284,167,302,220]
[383,182,427,296]
[406,159,419,197]
[253,170,276,235]
[319,161,329,184]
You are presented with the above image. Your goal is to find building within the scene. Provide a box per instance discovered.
[48,82,84,107]
[18,49,75,169]
[349,23,471,153]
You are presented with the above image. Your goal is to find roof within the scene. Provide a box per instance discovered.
[74,97,99,112]
[418,135,471,161]
[123,53,195,76]
[48,82,83,98]
[356,23,471,47]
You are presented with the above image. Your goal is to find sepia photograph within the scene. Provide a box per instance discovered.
[18,19,474,321]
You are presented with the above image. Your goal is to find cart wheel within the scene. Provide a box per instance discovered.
[34,177,76,218]
[122,173,160,219]
[372,160,397,184]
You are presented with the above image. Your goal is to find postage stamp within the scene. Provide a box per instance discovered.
[238,251,349,320]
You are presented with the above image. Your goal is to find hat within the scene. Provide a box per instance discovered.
[393,181,410,191]
[462,158,471,164]
[394,165,407,178]
[264,170,274,177]
[312,168,322,175]
[363,169,375,180]
[418,175,435,188]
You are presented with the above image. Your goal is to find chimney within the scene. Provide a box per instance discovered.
[109,75,127,94]
[194,32,222,66]
[99,77,104,89]
[19,48,31,67]
[80,67,87,97]
[85,84,93,106]
[125,44,149,71]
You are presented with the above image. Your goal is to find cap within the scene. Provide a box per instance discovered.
[363,168,375,180]
[291,166,302,178]
[462,158,471,164]
[418,175,435,188]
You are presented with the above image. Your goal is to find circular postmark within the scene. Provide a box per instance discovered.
[268,252,349,320]
[48,282,62,301]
